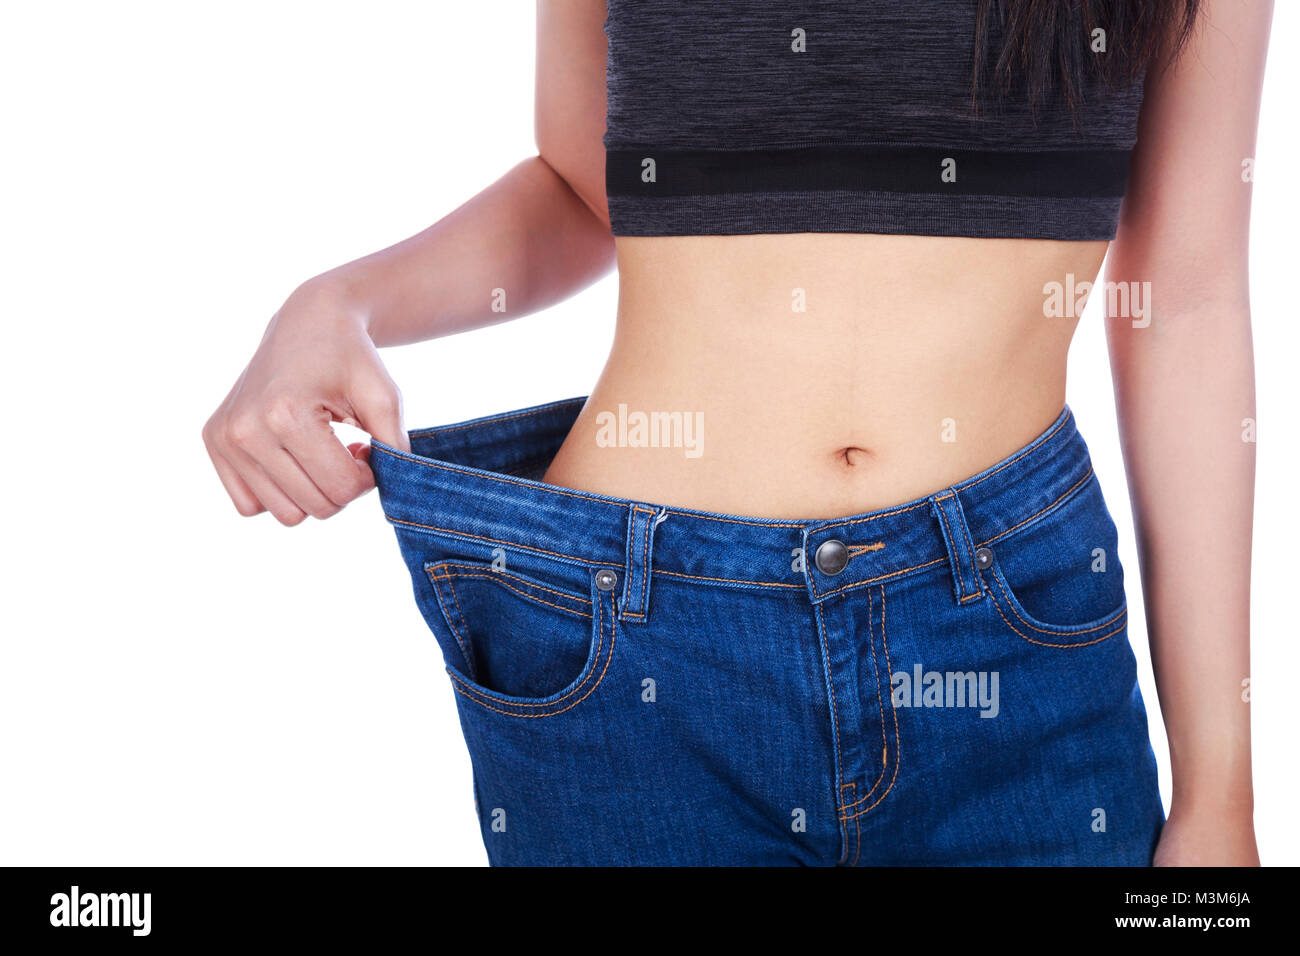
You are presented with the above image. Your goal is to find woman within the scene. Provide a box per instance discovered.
[203,0,1270,866]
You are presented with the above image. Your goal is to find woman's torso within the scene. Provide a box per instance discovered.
[543,1,1133,518]
[543,234,1108,518]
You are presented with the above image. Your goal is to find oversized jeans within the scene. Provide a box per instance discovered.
[371,398,1164,866]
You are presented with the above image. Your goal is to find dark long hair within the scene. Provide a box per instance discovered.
[972,0,1202,110]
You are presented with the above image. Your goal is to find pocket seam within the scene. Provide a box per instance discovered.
[427,562,592,619]
[422,559,617,717]
[432,568,476,677]
[983,564,1127,648]
[444,585,617,718]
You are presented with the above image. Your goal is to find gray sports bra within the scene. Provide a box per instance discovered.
[602,0,1146,240]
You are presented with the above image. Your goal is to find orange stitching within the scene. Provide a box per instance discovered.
[816,556,949,600]
[430,562,591,606]
[392,407,1079,599]
[652,568,804,589]
[448,587,615,715]
[396,413,1090,615]
[814,498,933,535]
[846,542,886,557]
[837,589,889,812]
[815,462,1098,603]
[426,572,590,608]
[838,764,888,812]
[950,494,979,581]
[811,463,1097,598]
[815,604,846,812]
[934,492,978,595]
[853,813,862,866]
[620,507,639,615]
[432,569,474,671]
[867,588,888,768]
[387,515,790,590]
[842,785,852,868]
[377,444,807,532]
[639,506,652,614]
[660,510,805,529]
[985,576,1127,648]
[985,565,1125,637]
[374,445,618,505]
[934,501,972,600]
[447,594,606,709]
[840,587,901,823]
[624,505,654,617]
[883,588,899,774]
[428,569,592,619]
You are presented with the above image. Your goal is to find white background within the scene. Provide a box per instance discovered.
[1,1,1294,866]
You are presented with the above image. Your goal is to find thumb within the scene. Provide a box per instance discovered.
[350,374,410,453]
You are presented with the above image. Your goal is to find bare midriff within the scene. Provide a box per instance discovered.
[542,233,1109,519]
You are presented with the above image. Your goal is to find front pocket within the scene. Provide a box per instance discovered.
[424,559,618,716]
[983,561,1128,648]
[978,475,1129,649]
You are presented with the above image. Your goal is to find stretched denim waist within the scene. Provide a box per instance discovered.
[369,397,1097,601]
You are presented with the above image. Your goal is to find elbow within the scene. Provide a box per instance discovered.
[535,145,610,232]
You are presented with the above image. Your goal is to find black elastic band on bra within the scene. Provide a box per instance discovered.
[606,146,1132,199]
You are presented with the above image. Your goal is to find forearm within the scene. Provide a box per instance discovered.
[307,155,615,347]
[1106,303,1255,816]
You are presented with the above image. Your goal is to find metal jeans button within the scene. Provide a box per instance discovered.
[974,546,994,570]
[595,569,619,591]
[814,539,849,576]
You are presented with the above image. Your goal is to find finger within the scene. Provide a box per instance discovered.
[252,398,354,518]
[350,374,409,452]
[253,445,342,520]
[281,420,375,507]
[223,443,310,526]
[208,446,265,517]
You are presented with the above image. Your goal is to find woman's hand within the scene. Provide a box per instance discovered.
[1153,807,1260,866]
[202,279,410,525]
[201,0,617,526]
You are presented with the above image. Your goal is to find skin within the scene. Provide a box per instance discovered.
[203,0,1270,864]
[1106,0,1270,866]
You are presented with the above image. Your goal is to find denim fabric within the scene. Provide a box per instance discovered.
[371,398,1164,866]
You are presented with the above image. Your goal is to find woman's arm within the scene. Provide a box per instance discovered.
[203,0,612,524]
[1104,0,1273,865]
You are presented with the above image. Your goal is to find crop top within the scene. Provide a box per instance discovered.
[602,1,1147,241]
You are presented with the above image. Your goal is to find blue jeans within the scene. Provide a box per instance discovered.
[371,398,1164,866]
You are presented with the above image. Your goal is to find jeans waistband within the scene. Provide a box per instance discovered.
[370,397,1098,606]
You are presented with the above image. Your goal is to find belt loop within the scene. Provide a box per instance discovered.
[620,504,661,623]
[929,489,983,605]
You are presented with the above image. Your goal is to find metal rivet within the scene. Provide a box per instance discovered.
[975,547,994,570]
[595,569,618,592]
[814,539,849,576]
